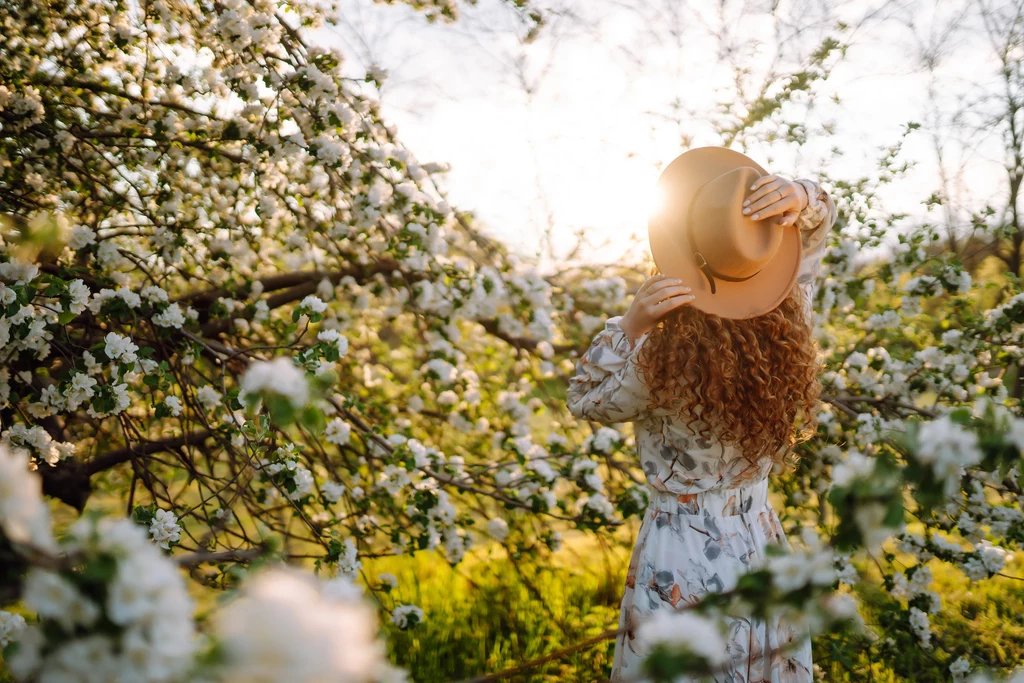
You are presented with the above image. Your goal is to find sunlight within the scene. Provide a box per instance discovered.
[644,177,668,221]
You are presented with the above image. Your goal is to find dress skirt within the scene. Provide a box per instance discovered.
[609,477,814,683]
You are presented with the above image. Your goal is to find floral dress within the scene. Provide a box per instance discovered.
[566,178,839,683]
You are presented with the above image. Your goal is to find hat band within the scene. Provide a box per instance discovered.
[686,226,761,295]
[692,247,760,294]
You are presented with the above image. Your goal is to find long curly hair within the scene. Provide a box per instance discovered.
[634,262,822,472]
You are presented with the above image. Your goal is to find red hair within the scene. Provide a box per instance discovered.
[635,262,822,471]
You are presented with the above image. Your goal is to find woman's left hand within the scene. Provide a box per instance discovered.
[740,175,808,227]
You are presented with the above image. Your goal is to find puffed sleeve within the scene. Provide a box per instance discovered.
[792,178,839,320]
[566,315,662,425]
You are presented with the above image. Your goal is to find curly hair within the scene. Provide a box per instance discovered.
[634,262,823,472]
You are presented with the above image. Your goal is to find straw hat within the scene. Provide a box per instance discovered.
[647,146,801,319]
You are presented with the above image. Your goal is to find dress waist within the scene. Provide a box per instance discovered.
[646,477,770,517]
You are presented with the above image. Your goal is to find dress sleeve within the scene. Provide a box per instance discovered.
[566,315,660,425]
[792,178,839,321]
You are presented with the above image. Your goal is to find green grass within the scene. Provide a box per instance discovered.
[370,528,632,682]
[368,524,1024,683]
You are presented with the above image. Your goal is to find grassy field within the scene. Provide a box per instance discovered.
[368,521,1024,683]
[370,527,631,683]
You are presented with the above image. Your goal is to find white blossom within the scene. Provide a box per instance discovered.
[0,610,26,648]
[149,509,182,550]
[153,303,186,328]
[196,386,222,412]
[591,426,622,454]
[423,358,458,385]
[299,295,327,314]
[104,331,138,364]
[915,416,981,497]
[163,395,182,416]
[317,328,349,357]
[635,609,729,666]
[949,655,971,681]
[0,444,57,551]
[213,567,398,683]
[908,606,932,648]
[22,568,99,632]
[240,356,310,409]
[10,516,196,682]
[390,604,424,630]
[322,480,345,503]
[325,417,352,445]
[487,517,509,542]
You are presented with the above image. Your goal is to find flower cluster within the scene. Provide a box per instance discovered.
[7,516,197,682]
[212,568,407,682]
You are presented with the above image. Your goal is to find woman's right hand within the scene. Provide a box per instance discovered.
[618,274,695,341]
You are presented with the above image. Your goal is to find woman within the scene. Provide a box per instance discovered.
[566,146,839,682]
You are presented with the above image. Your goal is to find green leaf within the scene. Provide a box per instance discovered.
[3,640,20,661]
[883,497,905,528]
[266,395,296,427]
[79,553,118,584]
[948,407,973,425]
[298,405,325,432]
[132,504,156,525]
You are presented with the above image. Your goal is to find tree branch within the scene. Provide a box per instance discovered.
[85,429,215,476]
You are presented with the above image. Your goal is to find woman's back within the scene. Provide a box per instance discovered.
[566,175,839,683]
[566,176,838,495]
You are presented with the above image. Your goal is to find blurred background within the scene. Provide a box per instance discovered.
[313,0,1003,271]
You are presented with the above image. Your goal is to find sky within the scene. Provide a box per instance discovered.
[309,0,1006,273]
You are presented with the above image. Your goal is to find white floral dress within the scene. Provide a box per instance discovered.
[566,179,838,683]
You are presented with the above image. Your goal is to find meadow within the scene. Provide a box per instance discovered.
[365,520,1024,682]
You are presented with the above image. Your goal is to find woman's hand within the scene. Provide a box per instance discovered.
[741,174,809,227]
[618,274,695,341]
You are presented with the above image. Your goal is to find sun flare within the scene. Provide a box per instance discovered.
[644,179,668,220]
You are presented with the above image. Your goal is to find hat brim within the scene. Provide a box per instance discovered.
[647,146,802,320]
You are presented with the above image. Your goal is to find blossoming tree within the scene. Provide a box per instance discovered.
[1,0,1024,681]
